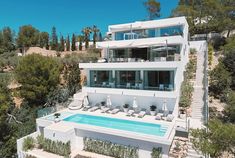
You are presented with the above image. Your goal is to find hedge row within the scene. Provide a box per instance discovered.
[83,137,138,158]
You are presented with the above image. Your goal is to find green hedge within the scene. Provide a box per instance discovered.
[23,137,35,151]
[36,135,71,157]
[179,56,196,108]
[83,137,138,158]
[151,147,162,158]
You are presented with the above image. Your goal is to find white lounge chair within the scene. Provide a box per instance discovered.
[166,114,174,122]
[138,110,146,118]
[155,113,163,120]
[101,107,110,113]
[126,110,135,116]
[110,108,120,114]
[82,104,92,111]
[89,104,100,112]
[68,100,83,110]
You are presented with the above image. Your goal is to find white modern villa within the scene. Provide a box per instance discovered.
[17,16,190,158]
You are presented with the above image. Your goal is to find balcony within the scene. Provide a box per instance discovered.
[88,70,175,92]
[114,25,183,41]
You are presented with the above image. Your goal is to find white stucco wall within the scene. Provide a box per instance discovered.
[75,129,170,158]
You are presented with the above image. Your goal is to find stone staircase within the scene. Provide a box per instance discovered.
[191,44,205,121]
[186,137,205,158]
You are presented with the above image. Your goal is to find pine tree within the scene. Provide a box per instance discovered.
[60,36,65,51]
[66,35,70,51]
[98,32,103,41]
[71,34,76,51]
[77,35,84,51]
[51,26,58,50]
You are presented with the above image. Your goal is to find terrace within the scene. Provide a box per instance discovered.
[106,45,181,63]
[89,70,175,91]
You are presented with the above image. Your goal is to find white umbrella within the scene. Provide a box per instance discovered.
[106,95,112,108]
[83,96,89,107]
[162,99,168,116]
[133,97,138,112]
[152,46,176,52]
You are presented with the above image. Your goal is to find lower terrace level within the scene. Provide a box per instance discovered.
[87,70,175,91]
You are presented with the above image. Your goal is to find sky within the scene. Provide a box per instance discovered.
[0,0,179,36]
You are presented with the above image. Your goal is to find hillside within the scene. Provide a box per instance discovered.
[25,47,87,57]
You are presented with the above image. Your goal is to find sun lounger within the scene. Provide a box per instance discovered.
[68,100,83,110]
[166,114,174,122]
[82,104,92,111]
[138,110,146,118]
[110,108,120,114]
[101,107,110,113]
[126,110,135,116]
[89,105,100,112]
[155,113,163,120]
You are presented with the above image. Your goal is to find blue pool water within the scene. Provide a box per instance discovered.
[63,114,167,137]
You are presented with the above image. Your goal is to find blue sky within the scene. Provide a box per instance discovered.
[0,0,179,36]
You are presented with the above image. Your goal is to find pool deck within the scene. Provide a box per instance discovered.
[38,108,176,145]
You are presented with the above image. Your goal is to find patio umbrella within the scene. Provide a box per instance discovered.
[152,46,176,52]
[106,95,112,108]
[162,99,168,116]
[83,95,89,107]
[132,97,138,112]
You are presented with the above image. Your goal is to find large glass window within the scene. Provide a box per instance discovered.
[115,71,140,88]
[148,29,156,37]
[150,45,181,61]
[144,71,174,91]
[90,70,112,87]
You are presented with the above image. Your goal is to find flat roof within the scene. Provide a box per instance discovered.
[108,16,188,32]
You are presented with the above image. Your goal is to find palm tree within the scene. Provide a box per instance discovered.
[77,35,84,51]
[92,25,100,47]
[82,27,92,49]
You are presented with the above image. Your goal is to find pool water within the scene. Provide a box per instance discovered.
[63,114,167,137]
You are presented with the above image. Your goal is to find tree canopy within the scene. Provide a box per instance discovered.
[144,0,161,20]
[15,54,61,105]
[191,119,235,157]
[17,25,39,51]
[172,0,235,36]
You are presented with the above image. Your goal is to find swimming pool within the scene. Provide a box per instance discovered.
[63,114,168,137]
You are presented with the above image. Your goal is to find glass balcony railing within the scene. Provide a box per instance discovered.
[114,26,183,41]
[89,82,174,91]
[88,70,175,91]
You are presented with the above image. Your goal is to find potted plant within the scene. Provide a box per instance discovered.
[100,101,106,109]
[54,113,61,123]
[150,105,157,116]
[123,104,129,113]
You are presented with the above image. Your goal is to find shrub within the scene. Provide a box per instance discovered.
[23,137,35,151]
[150,105,157,111]
[83,137,138,158]
[36,135,71,157]
[208,44,213,66]
[151,147,162,158]
[190,48,197,55]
